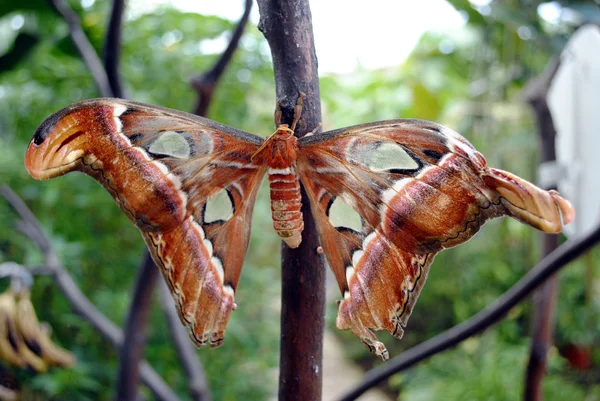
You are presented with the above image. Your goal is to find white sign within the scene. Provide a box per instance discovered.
[547,25,600,237]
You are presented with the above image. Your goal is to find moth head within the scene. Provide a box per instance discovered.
[25,101,116,180]
[483,167,575,233]
[275,124,294,136]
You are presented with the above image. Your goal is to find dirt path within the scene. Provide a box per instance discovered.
[321,330,390,401]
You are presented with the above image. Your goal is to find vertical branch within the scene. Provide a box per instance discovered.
[256,2,324,400]
[103,0,127,98]
[116,252,159,401]
[48,0,114,97]
[523,58,562,401]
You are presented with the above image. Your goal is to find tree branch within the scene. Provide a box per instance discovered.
[103,0,127,98]
[47,0,114,97]
[256,1,324,400]
[190,0,253,116]
[116,252,159,401]
[1,186,181,401]
[523,57,562,401]
[158,281,211,401]
[338,223,600,401]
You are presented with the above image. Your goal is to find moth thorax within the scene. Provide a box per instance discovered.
[258,127,298,169]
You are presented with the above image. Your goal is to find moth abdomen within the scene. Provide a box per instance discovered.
[268,166,303,248]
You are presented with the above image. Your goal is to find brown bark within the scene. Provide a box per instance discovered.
[103,0,127,98]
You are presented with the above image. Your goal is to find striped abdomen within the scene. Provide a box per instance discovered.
[269,166,304,248]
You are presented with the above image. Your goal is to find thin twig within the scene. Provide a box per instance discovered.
[1,186,181,401]
[158,281,211,401]
[338,224,600,401]
[256,1,325,400]
[103,0,127,98]
[191,0,253,116]
[116,251,159,401]
[47,0,114,97]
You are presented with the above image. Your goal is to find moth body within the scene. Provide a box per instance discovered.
[254,125,304,248]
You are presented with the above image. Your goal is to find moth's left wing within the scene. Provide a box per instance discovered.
[297,119,574,359]
[25,98,267,347]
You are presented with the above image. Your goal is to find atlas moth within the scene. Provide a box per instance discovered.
[25,93,574,360]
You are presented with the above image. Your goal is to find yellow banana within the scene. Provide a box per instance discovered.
[0,290,46,373]
[15,290,75,368]
[0,291,26,368]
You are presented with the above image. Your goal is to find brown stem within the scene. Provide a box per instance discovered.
[256,1,324,400]
[191,0,253,116]
[47,0,114,97]
[103,0,127,98]
[1,186,181,401]
[116,251,159,401]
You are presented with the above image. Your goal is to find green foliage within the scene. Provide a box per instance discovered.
[0,0,598,400]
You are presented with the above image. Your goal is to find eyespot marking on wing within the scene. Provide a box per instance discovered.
[204,189,234,224]
[348,140,420,173]
[327,196,363,232]
[148,131,192,159]
[369,142,419,171]
[193,132,215,156]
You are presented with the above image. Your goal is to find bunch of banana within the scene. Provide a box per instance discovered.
[14,289,76,369]
[0,290,46,373]
[0,289,76,373]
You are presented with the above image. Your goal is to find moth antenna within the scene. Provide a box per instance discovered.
[274,99,283,126]
[290,92,306,132]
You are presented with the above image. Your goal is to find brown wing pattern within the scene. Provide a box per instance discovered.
[25,98,267,347]
[298,119,574,359]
